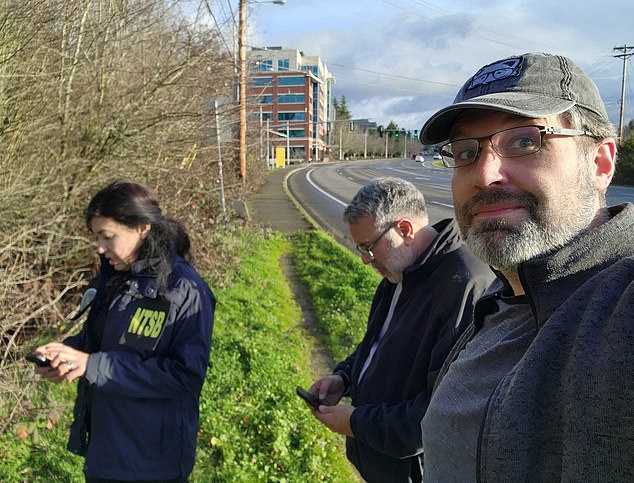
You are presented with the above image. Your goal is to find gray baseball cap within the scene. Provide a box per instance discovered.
[420,52,609,145]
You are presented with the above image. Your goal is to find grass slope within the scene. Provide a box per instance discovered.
[2,228,371,482]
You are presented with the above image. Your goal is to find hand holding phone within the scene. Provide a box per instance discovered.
[296,386,322,410]
[26,351,51,368]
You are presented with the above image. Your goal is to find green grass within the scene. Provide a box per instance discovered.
[194,229,355,481]
[2,227,378,482]
[291,230,380,362]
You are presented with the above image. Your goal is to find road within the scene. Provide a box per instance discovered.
[287,157,634,249]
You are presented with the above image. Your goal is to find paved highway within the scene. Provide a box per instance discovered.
[287,157,634,250]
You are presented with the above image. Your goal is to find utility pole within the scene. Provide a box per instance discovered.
[364,129,368,159]
[286,120,290,165]
[614,44,633,146]
[238,0,247,187]
[214,99,227,216]
[339,125,343,160]
[403,133,407,159]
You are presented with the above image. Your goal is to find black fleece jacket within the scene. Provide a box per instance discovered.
[334,218,495,483]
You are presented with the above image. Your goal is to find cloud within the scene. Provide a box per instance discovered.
[250,0,634,130]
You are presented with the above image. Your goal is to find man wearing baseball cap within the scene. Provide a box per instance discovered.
[419,52,634,481]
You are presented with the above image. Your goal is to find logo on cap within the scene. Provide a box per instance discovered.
[468,58,522,89]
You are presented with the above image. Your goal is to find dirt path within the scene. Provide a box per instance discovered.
[280,253,335,377]
[250,168,334,376]
[281,253,363,482]
[250,169,362,481]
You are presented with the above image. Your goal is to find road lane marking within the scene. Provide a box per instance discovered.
[306,168,348,207]
[431,201,454,208]
[430,184,451,192]
[304,168,455,210]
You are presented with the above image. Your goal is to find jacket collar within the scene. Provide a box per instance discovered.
[404,218,461,276]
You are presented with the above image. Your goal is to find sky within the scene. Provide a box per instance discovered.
[242,0,634,133]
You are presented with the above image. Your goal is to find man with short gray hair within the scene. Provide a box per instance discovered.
[305,177,495,482]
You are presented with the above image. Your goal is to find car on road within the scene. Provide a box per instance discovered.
[411,150,429,161]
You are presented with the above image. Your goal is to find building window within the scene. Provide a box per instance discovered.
[255,60,273,71]
[278,112,305,121]
[278,59,289,71]
[301,65,318,75]
[258,95,273,104]
[288,129,305,138]
[251,77,273,87]
[278,76,305,86]
[278,94,304,104]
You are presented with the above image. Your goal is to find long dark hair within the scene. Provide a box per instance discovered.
[84,180,191,291]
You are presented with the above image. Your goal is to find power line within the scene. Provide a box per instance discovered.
[329,63,459,89]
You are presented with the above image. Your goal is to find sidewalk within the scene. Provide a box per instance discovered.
[249,167,313,233]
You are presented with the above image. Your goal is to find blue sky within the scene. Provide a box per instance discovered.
[224,0,633,131]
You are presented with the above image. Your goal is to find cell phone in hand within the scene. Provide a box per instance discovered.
[25,351,51,368]
[296,386,321,410]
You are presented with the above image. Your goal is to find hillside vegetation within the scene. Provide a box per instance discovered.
[1,227,380,481]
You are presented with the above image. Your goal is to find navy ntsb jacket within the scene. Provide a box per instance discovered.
[65,254,215,480]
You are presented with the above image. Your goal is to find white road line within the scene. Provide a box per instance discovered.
[431,201,454,208]
[386,167,427,177]
[430,184,451,192]
[306,168,348,207]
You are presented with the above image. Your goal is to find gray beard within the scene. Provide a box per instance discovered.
[463,194,601,270]
[460,188,598,270]
[464,217,573,269]
[382,235,414,283]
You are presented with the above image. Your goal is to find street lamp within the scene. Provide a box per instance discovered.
[238,0,286,188]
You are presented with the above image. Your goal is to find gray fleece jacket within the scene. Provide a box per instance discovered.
[434,203,634,482]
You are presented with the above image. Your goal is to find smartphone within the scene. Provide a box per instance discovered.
[25,351,51,368]
[296,386,321,410]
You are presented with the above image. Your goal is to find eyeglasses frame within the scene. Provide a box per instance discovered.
[356,222,396,259]
[438,125,593,168]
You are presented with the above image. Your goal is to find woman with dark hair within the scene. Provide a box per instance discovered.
[33,180,215,482]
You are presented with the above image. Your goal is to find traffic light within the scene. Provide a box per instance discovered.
[394,130,400,138]
[378,126,383,138]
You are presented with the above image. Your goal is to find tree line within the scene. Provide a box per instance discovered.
[331,96,424,159]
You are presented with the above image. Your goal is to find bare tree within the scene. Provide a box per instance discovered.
[0,0,243,429]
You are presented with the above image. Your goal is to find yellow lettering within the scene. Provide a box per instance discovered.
[150,312,166,338]
[143,312,156,337]
[136,309,152,335]
[128,308,144,334]
[128,308,167,338]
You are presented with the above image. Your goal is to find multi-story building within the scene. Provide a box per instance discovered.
[246,47,335,163]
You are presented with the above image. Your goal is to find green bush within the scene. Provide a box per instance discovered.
[615,138,634,186]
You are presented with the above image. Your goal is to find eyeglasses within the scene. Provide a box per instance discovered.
[438,125,593,168]
[356,223,395,259]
